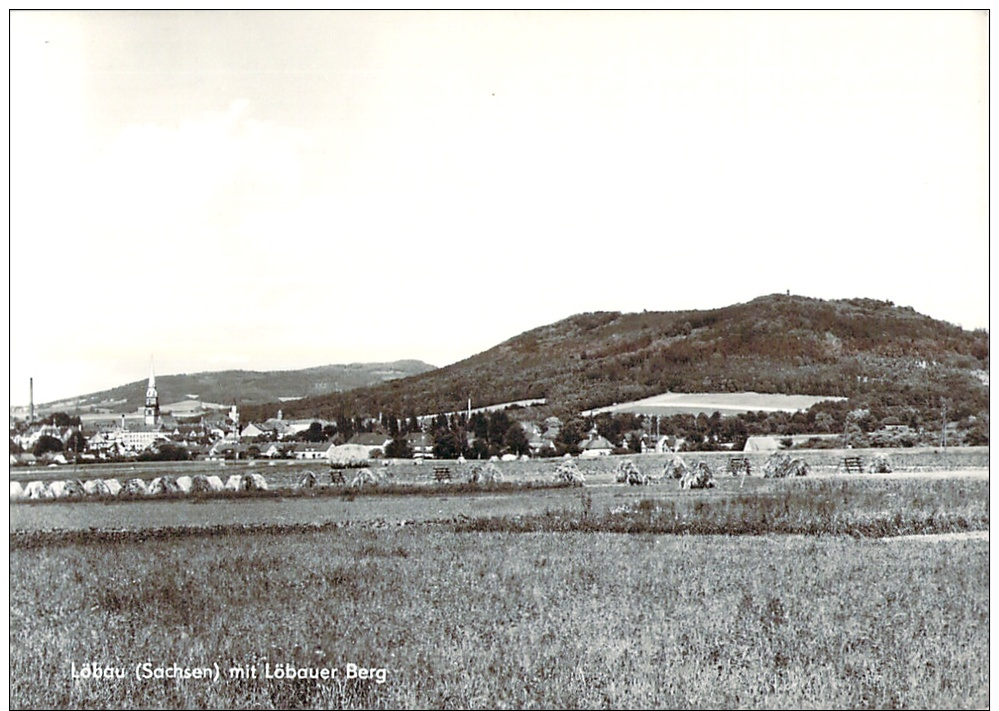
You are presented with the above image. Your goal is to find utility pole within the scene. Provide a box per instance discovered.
[940,399,948,451]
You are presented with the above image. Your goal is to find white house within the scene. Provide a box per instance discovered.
[578,435,614,458]
[291,442,336,460]
[347,433,392,458]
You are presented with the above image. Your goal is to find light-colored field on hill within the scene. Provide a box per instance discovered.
[584,391,848,417]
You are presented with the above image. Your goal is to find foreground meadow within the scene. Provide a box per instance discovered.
[11,531,988,708]
[9,475,989,709]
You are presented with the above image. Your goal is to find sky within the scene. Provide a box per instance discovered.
[8,10,990,407]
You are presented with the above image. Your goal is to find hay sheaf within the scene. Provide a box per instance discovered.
[191,474,223,494]
[351,468,381,487]
[122,478,148,496]
[679,462,716,490]
[553,461,586,486]
[615,460,647,485]
[763,452,810,478]
[467,462,504,484]
[867,453,894,474]
[297,471,319,489]
[663,456,690,480]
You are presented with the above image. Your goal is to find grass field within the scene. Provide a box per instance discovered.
[8,468,989,709]
[10,528,988,709]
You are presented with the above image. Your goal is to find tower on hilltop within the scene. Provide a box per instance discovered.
[144,359,160,427]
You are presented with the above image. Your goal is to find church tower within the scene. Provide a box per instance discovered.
[144,359,160,427]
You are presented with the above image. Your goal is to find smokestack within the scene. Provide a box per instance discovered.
[29,377,34,423]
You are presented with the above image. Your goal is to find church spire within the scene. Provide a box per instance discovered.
[144,357,160,427]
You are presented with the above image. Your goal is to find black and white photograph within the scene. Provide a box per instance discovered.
[8,10,989,709]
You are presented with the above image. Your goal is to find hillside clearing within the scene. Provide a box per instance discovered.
[583,391,847,417]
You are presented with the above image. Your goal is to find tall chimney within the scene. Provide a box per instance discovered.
[29,377,34,423]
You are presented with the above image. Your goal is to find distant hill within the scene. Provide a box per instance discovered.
[246,295,988,429]
[33,361,437,415]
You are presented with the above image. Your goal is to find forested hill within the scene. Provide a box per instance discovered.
[244,295,988,427]
[39,361,436,414]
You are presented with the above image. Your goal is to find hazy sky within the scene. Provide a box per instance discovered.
[9,10,989,406]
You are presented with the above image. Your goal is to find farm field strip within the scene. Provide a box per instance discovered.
[10,473,989,542]
[8,487,588,533]
[9,446,989,487]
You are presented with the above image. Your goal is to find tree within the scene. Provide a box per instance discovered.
[44,412,81,428]
[33,435,64,458]
[137,443,190,461]
[487,411,513,448]
[65,430,88,457]
[555,417,589,455]
[384,437,413,459]
[432,431,463,460]
[468,438,491,460]
[469,412,490,441]
[504,423,530,456]
[337,413,354,440]
[303,422,326,442]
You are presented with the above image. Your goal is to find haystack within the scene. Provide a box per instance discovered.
[47,480,85,498]
[190,474,223,493]
[328,444,371,468]
[146,477,181,495]
[63,479,86,497]
[663,455,690,480]
[866,453,893,474]
[297,470,318,489]
[23,481,48,499]
[351,468,380,487]
[83,479,111,497]
[615,460,647,485]
[104,479,122,496]
[243,473,268,491]
[786,459,809,477]
[122,478,148,496]
[9,481,24,501]
[467,462,503,484]
[763,452,809,478]
[224,474,243,491]
[679,462,716,490]
[175,476,194,494]
[553,460,586,486]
